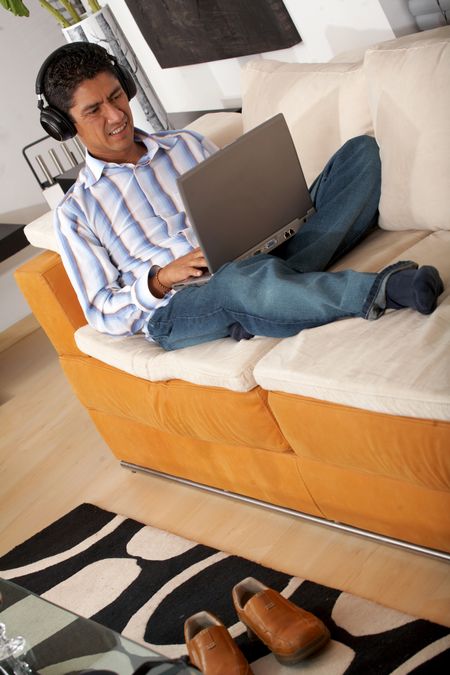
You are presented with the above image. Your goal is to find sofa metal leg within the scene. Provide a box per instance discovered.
[120,461,450,563]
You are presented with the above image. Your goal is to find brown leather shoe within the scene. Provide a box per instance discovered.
[232,577,330,665]
[184,610,253,674]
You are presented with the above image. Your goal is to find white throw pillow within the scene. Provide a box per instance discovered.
[241,59,373,187]
[364,26,450,231]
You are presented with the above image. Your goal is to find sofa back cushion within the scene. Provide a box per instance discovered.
[241,59,373,187]
[361,26,450,231]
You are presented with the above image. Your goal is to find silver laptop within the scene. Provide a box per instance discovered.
[174,113,314,289]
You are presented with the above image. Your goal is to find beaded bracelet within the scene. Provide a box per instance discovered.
[154,268,172,295]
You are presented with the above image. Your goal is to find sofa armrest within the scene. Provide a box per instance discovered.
[24,210,58,252]
[14,251,86,357]
[186,112,243,148]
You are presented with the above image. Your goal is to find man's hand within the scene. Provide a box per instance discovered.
[159,248,208,287]
[148,248,208,297]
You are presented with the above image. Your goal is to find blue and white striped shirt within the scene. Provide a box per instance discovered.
[55,128,218,337]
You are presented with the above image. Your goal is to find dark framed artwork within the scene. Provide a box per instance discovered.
[123,0,302,68]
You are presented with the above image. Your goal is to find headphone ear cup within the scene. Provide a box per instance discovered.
[40,105,77,141]
[116,65,137,100]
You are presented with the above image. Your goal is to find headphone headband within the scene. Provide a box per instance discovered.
[36,41,137,141]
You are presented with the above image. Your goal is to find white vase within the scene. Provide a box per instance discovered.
[62,5,168,132]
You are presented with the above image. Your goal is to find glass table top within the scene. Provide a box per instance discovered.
[0,578,198,674]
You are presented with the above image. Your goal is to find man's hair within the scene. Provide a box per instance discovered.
[43,42,117,116]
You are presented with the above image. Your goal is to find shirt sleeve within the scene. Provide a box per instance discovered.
[179,129,219,159]
[54,197,171,337]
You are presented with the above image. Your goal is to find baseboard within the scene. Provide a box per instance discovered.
[0,314,40,353]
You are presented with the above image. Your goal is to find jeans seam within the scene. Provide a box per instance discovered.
[151,306,339,331]
[149,306,223,327]
[225,309,335,329]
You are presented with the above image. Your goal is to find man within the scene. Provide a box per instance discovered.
[41,43,443,351]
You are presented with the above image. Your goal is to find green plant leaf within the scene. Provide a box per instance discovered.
[0,0,30,17]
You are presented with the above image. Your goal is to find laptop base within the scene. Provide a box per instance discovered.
[172,211,314,290]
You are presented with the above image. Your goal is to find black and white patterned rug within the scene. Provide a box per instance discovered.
[0,504,449,673]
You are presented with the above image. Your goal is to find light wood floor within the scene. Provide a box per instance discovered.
[1,327,449,627]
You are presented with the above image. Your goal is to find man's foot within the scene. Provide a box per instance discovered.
[386,266,444,315]
[229,322,254,341]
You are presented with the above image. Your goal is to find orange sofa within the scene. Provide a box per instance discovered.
[15,28,450,556]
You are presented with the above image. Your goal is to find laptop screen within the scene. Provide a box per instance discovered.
[177,114,313,273]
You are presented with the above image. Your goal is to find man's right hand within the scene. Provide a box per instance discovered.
[148,248,208,297]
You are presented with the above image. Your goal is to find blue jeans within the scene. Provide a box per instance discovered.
[147,136,413,351]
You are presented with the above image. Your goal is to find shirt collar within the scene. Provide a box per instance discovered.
[82,128,181,187]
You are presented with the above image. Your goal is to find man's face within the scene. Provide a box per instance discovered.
[69,70,135,163]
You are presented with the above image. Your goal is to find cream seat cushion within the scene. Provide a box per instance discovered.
[75,328,278,392]
[254,231,450,421]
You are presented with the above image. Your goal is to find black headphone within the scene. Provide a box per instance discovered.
[36,42,137,141]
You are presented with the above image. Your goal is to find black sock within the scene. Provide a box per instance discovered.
[386,266,444,315]
[229,322,254,341]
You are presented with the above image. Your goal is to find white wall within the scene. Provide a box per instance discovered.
[0,9,66,333]
[0,8,66,215]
